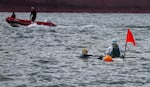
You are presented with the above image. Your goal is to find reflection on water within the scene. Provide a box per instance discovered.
[0,13,150,87]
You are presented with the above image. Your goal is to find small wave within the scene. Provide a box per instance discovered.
[27,23,49,28]
[0,75,14,81]
[15,84,27,87]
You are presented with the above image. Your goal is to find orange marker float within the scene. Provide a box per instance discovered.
[103,55,113,62]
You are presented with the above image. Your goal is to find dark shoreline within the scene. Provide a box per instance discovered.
[1,0,150,13]
[1,9,150,13]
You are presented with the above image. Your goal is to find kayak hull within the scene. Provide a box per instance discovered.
[6,17,56,27]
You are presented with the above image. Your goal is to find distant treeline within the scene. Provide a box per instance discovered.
[1,0,150,12]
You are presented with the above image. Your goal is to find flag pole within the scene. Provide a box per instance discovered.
[123,29,136,60]
[124,42,127,59]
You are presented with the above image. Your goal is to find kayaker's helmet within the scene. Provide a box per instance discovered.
[112,39,118,47]
[82,48,88,55]
[112,39,117,44]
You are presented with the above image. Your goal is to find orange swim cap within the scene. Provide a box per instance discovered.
[103,55,113,62]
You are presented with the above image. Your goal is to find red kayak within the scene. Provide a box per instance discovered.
[6,17,56,27]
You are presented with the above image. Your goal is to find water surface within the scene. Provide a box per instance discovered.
[0,12,150,87]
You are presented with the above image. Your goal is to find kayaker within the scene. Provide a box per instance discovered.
[80,48,93,58]
[11,11,16,18]
[30,7,37,22]
[105,40,124,58]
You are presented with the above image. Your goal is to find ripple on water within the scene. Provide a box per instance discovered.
[1,13,150,87]
[0,75,14,81]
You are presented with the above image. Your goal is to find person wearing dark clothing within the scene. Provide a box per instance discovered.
[97,40,125,60]
[80,48,93,58]
[11,12,16,18]
[30,7,37,22]
[110,46,120,58]
[105,40,124,58]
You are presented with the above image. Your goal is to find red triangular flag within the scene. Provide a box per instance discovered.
[126,29,136,46]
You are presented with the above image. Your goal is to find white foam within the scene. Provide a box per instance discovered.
[27,23,49,28]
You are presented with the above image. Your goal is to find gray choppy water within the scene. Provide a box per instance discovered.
[0,12,150,87]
